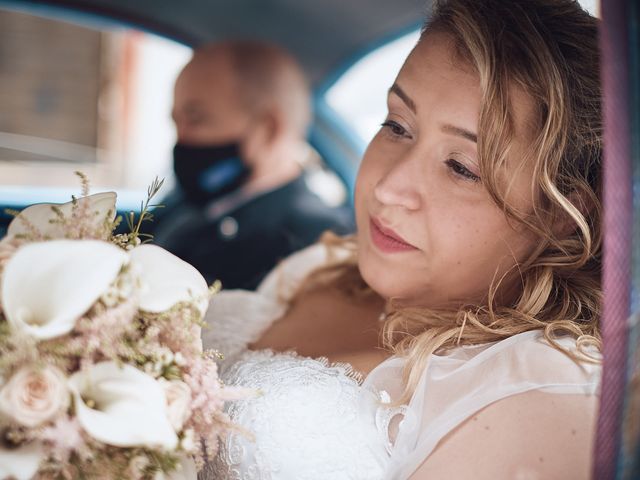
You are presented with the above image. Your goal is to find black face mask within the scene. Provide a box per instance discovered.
[173,142,250,206]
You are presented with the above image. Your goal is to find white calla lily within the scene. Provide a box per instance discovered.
[2,240,128,340]
[0,441,44,480]
[129,245,209,317]
[68,361,178,449]
[7,191,116,239]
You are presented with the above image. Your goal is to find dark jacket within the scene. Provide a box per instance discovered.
[149,174,354,290]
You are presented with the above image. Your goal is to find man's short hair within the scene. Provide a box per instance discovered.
[193,41,312,137]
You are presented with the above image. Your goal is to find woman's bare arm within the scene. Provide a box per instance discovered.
[409,390,598,480]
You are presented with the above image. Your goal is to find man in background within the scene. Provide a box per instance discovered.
[150,41,354,289]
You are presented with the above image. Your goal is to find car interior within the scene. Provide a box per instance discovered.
[0,0,637,478]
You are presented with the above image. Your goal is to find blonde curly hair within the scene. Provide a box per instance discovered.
[296,0,602,404]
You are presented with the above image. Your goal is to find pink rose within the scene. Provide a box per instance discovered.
[0,366,69,428]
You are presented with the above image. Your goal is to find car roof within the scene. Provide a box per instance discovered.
[5,0,428,86]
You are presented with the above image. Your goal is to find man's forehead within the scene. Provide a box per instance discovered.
[190,47,234,74]
[175,58,238,99]
[179,60,226,84]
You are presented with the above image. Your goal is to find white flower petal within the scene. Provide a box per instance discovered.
[7,192,117,239]
[129,245,209,317]
[69,362,178,449]
[0,441,44,480]
[2,240,128,340]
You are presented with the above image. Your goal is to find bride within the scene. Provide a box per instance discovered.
[200,0,602,478]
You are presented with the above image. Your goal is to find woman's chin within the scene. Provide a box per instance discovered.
[357,253,410,301]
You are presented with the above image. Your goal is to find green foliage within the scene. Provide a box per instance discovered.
[126,176,164,243]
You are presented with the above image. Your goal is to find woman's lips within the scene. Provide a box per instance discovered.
[369,218,418,253]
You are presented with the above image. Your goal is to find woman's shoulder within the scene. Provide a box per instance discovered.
[256,241,349,302]
[432,330,601,392]
[201,242,343,355]
[501,330,601,391]
[384,331,601,479]
[407,333,601,478]
[409,388,598,479]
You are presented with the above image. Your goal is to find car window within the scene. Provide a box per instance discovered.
[0,7,190,204]
[0,0,599,206]
[325,30,420,146]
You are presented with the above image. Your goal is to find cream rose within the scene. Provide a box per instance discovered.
[161,379,192,432]
[0,366,69,428]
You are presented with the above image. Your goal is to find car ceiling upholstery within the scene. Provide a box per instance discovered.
[1,0,429,86]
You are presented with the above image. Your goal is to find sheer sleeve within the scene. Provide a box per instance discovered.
[201,243,335,358]
[362,330,601,479]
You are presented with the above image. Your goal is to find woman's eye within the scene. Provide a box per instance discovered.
[445,159,481,183]
[381,120,409,138]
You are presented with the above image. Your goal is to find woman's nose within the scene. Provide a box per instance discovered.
[373,157,422,211]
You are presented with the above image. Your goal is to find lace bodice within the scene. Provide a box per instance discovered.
[199,244,601,480]
[200,350,389,480]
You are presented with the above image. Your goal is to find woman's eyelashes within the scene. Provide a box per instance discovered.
[380,120,481,183]
[381,120,411,139]
[445,158,481,183]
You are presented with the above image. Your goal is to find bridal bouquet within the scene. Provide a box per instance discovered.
[0,176,244,480]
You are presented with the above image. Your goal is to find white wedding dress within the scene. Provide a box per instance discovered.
[199,244,601,480]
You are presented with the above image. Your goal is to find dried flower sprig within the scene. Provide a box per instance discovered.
[127,176,164,244]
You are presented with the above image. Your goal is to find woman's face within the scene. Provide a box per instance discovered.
[355,33,538,308]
